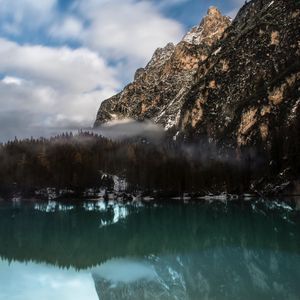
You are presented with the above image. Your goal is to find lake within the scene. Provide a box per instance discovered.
[0,198,299,300]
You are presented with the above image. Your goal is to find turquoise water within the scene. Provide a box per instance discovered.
[0,199,299,300]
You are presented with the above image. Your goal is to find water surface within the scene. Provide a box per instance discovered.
[0,198,299,300]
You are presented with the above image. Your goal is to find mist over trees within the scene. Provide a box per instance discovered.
[0,115,299,198]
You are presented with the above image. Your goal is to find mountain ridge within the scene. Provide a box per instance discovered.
[94,6,231,129]
[95,0,300,145]
[94,0,300,193]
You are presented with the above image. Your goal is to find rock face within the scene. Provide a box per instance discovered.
[180,0,300,150]
[95,0,300,144]
[94,7,231,129]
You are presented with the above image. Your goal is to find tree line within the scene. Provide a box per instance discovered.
[0,117,299,197]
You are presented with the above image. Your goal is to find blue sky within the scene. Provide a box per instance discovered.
[0,0,244,141]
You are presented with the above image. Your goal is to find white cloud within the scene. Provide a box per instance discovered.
[48,0,184,83]
[0,0,57,34]
[2,76,23,86]
[0,38,119,141]
[0,38,118,92]
[0,0,185,141]
[0,76,116,141]
[0,77,115,125]
[49,16,84,40]
[79,0,184,63]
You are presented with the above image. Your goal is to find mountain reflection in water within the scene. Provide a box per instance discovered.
[0,198,299,300]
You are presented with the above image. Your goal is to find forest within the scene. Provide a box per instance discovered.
[0,119,298,199]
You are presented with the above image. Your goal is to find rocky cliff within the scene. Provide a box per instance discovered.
[95,0,300,141]
[180,0,300,147]
[94,0,300,193]
[94,6,231,129]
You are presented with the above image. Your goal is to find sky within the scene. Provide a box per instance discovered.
[0,259,99,300]
[0,0,244,141]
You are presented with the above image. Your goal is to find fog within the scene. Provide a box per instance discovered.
[93,119,165,141]
[0,110,79,142]
[0,115,165,143]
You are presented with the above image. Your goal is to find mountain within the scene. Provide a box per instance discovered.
[94,0,299,143]
[94,6,231,129]
[179,0,300,145]
[94,0,300,194]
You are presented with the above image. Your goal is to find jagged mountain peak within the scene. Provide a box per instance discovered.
[179,0,300,144]
[94,6,230,127]
[146,42,175,70]
[134,42,175,81]
[94,0,300,153]
[207,6,222,16]
[183,6,230,46]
